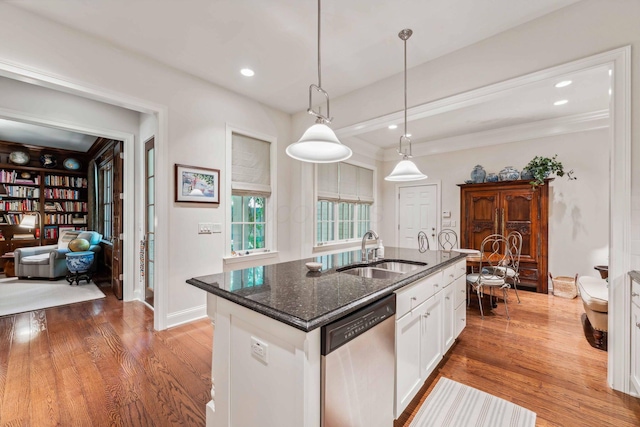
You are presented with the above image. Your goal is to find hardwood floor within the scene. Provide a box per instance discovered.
[0,287,212,426]
[396,289,640,427]
[1,286,639,426]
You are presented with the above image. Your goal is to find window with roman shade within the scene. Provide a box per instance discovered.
[316,162,375,245]
[231,133,271,253]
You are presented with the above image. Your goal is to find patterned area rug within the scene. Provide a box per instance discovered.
[410,377,536,427]
[0,277,105,316]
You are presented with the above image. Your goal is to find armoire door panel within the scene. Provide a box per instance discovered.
[459,180,550,293]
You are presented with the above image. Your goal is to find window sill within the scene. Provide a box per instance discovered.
[313,240,375,254]
[223,250,279,265]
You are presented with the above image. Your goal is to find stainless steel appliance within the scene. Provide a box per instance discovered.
[321,294,396,427]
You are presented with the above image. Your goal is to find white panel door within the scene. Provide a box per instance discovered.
[398,185,437,250]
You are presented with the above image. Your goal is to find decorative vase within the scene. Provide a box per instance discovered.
[520,168,534,180]
[499,166,520,181]
[485,173,499,183]
[66,251,95,273]
[470,165,486,183]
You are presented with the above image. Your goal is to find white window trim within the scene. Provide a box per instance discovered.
[224,124,278,263]
[313,160,377,250]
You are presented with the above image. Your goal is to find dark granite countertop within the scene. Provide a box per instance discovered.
[187,247,465,332]
[629,270,640,283]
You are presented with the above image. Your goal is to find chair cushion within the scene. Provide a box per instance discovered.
[58,230,81,249]
[21,253,51,265]
[466,273,505,286]
[78,231,102,245]
[578,276,608,313]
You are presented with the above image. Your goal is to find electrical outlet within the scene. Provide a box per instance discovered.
[251,336,268,364]
[198,223,214,234]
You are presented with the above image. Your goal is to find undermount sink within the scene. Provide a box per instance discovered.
[338,260,427,279]
[340,267,405,279]
[372,261,426,273]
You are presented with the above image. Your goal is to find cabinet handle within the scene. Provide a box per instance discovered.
[449,273,455,278]
[632,292,639,297]
[445,296,450,300]
[434,283,439,288]
[411,296,417,301]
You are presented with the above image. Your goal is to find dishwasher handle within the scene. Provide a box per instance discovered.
[321,294,396,356]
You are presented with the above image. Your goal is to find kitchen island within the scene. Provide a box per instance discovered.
[188,247,467,427]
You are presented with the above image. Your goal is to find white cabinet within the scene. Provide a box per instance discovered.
[442,282,455,351]
[395,301,426,416]
[394,259,467,418]
[631,277,640,393]
[421,294,443,377]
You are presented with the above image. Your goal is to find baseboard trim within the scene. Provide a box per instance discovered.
[166,304,207,328]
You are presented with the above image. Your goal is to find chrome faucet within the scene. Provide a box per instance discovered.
[361,230,379,263]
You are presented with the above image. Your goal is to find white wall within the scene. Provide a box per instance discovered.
[0,3,295,326]
[0,77,140,137]
[378,129,609,280]
[293,0,640,271]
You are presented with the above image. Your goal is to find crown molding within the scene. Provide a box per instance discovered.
[382,109,609,161]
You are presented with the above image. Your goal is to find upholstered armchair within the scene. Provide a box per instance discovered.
[14,230,103,279]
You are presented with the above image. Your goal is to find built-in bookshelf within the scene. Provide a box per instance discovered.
[0,148,90,251]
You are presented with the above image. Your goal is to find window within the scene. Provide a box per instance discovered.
[316,163,374,245]
[98,160,113,240]
[231,195,265,252]
[230,132,273,254]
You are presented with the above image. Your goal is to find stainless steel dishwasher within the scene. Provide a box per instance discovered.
[321,294,396,427]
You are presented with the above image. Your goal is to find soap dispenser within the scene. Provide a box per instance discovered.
[378,240,385,258]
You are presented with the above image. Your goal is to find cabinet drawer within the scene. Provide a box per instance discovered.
[443,259,467,284]
[454,275,467,307]
[396,273,441,318]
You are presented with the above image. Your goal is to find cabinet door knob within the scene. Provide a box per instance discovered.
[636,322,640,329]
[434,284,439,288]
[411,296,417,301]
[632,292,639,297]
[445,296,450,300]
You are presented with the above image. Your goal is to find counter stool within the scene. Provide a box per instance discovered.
[65,251,95,286]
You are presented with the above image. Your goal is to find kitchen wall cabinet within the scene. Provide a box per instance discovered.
[459,179,550,293]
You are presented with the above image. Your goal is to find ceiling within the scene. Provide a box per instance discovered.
[0,118,98,152]
[3,0,606,154]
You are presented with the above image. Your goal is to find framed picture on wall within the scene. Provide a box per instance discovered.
[175,164,220,204]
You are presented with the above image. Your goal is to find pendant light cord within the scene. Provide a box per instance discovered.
[317,0,322,88]
[403,34,408,155]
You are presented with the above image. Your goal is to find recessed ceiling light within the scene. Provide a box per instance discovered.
[555,80,572,88]
[554,99,568,106]
[388,124,398,129]
[240,68,255,77]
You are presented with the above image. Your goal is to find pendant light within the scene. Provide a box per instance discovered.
[385,29,427,181]
[286,0,352,163]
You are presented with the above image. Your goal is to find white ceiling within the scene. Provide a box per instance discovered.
[9,0,581,114]
[349,65,611,149]
[0,118,98,152]
[3,0,606,154]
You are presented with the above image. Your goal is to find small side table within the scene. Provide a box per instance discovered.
[1,252,15,277]
[65,251,95,286]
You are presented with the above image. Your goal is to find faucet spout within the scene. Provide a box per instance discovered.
[361,230,379,263]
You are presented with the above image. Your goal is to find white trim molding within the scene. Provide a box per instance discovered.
[0,57,171,331]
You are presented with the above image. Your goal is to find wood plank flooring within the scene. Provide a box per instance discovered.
[0,287,212,427]
[1,286,639,426]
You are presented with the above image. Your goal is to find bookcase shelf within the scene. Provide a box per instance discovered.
[0,161,89,250]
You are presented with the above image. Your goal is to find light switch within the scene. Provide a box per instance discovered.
[198,223,214,234]
[442,211,451,218]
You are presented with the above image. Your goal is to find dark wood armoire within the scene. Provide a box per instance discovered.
[459,179,551,293]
